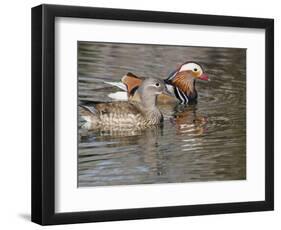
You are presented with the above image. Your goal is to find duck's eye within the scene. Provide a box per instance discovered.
[194,68,198,72]
[155,83,160,87]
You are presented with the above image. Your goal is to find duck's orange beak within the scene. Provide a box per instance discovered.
[198,73,210,81]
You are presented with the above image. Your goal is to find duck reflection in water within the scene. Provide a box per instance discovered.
[79,124,167,178]
[170,105,208,136]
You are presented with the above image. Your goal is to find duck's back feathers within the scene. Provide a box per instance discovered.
[95,101,141,116]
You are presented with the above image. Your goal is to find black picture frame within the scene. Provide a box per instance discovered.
[31,4,274,225]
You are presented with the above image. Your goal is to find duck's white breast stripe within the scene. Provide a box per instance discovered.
[181,90,189,104]
[175,87,185,104]
[175,87,189,104]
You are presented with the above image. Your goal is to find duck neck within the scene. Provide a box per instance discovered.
[173,76,196,94]
[140,93,157,110]
[140,93,163,124]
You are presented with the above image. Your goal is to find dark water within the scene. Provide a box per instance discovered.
[78,42,246,187]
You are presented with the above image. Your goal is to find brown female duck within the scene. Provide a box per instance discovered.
[80,78,170,130]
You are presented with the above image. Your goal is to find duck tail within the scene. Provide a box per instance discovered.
[79,105,99,129]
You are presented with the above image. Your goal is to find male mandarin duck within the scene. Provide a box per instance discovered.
[105,62,209,104]
[80,78,170,130]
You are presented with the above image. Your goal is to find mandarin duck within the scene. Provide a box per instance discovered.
[105,62,209,104]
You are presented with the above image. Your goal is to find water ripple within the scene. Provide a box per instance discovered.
[78,42,246,187]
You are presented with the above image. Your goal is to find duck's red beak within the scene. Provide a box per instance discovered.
[198,73,210,81]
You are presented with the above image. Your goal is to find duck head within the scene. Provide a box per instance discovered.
[177,62,209,81]
[138,78,170,108]
[165,62,209,103]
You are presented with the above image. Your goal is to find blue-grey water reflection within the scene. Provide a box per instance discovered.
[78,42,246,187]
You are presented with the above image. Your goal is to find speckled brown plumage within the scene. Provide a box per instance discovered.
[80,78,167,130]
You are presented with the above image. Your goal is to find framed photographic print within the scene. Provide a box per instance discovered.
[31,4,274,225]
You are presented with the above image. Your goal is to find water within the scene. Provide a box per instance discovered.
[78,42,246,187]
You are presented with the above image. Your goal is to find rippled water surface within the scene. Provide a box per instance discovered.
[78,42,246,187]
